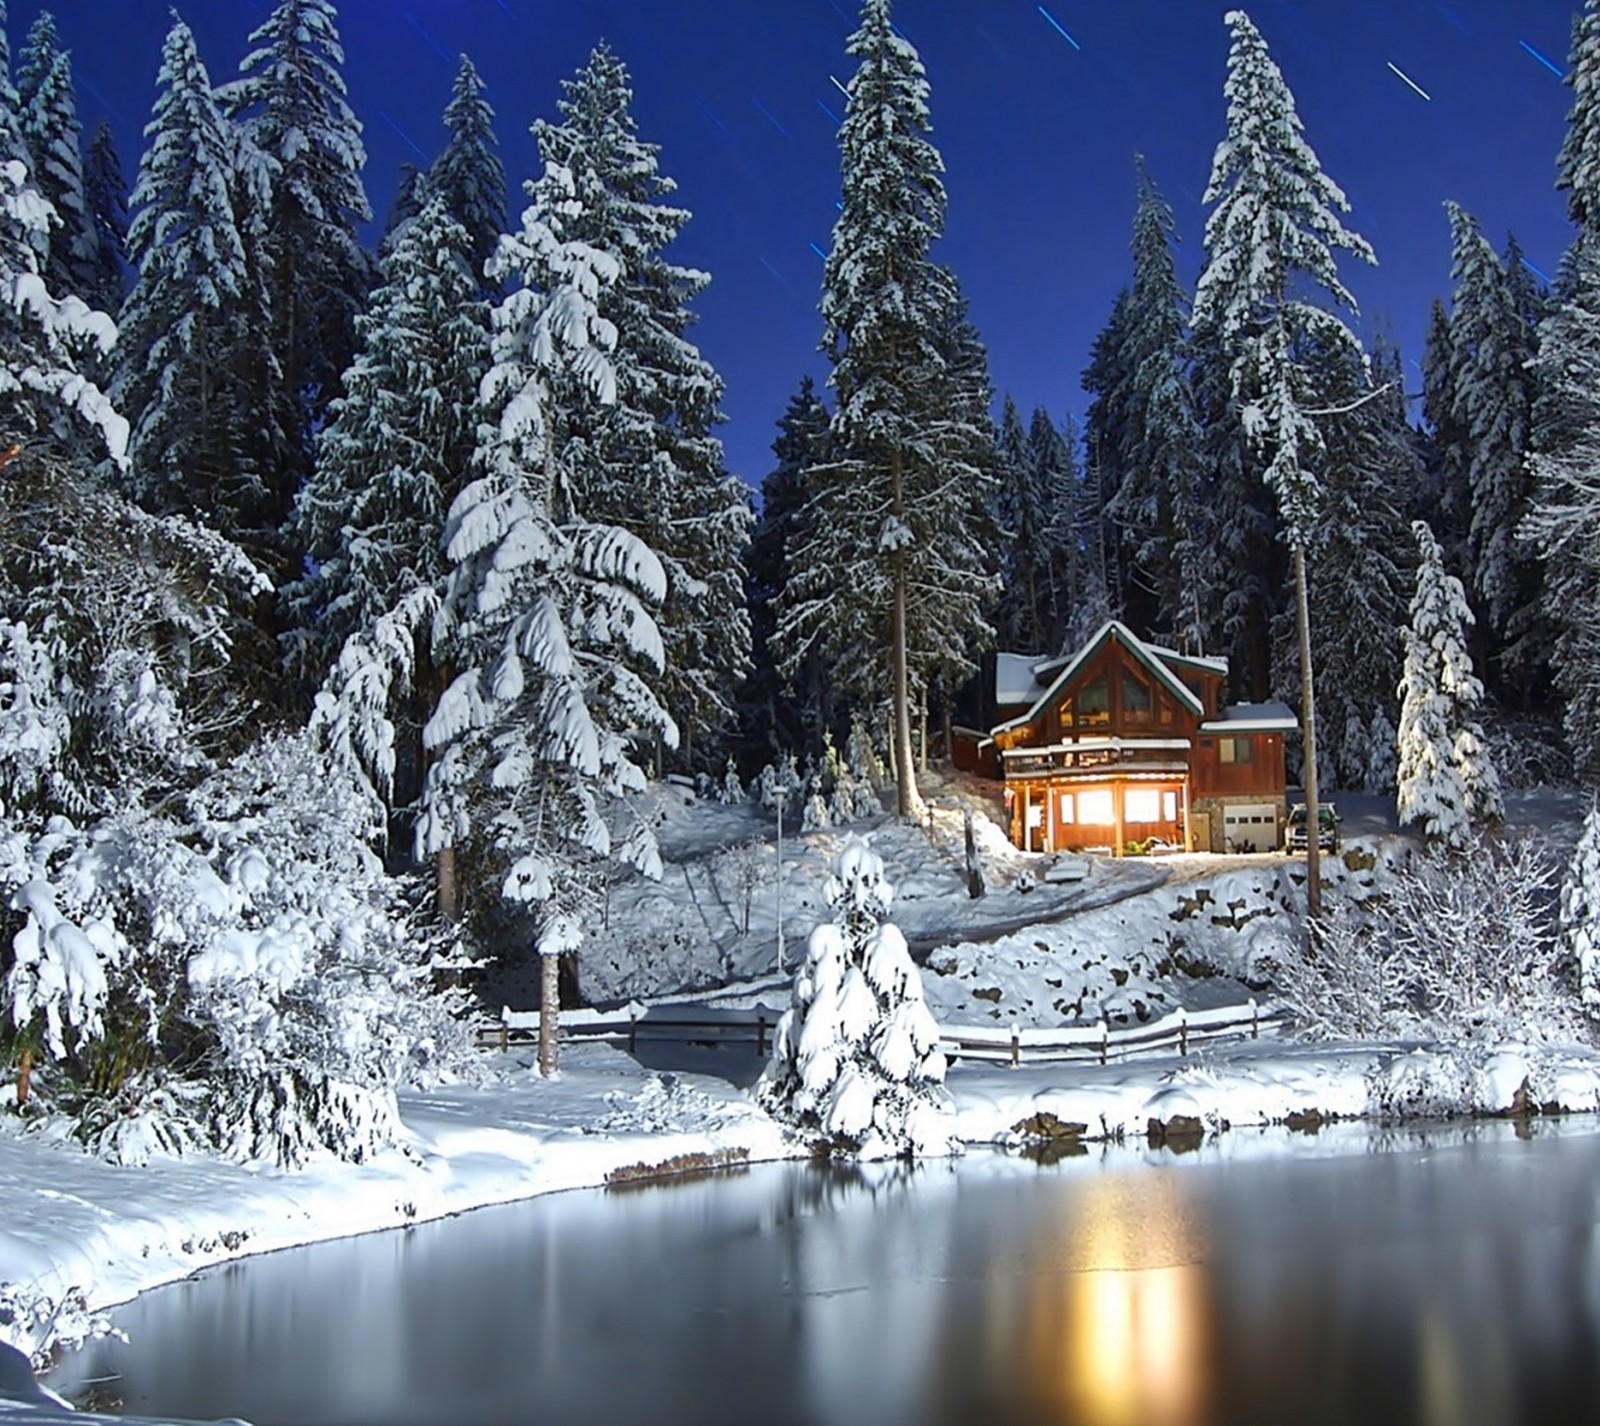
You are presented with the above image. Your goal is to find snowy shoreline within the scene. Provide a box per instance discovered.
[9,1034,1600,1392]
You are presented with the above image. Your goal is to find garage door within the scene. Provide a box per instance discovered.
[1222,803,1278,853]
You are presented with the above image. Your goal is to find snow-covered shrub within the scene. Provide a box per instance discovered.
[753,752,803,814]
[801,778,831,833]
[1562,800,1600,1017]
[1279,833,1581,1045]
[0,1279,123,1372]
[1480,710,1573,791]
[757,835,955,1160]
[3,734,474,1167]
[718,756,745,805]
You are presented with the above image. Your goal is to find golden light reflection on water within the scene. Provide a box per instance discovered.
[1016,1174,1213,1426]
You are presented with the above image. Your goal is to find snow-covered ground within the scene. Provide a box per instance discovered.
[6,780,1599,1422]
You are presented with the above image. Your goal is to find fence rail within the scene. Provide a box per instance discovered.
[476,997,1284,1068]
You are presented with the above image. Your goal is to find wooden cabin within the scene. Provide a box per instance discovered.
[962,622,1296,855]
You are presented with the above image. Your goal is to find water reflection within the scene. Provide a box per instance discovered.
[48,1120,1600,1426]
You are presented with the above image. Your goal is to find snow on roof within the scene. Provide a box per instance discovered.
[991,620,1205,735]
[1202,701,1299,734]
[995,651,1044,706]
[1144,643,1229,676]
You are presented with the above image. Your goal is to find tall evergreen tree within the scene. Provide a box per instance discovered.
[221,0,373,532]
[778,0,996,817]
[1397,520,1502,849]
[112,17,255,521]
[1029,406,1100,650]
[1193,9,1376,916]
[1525,234,1600,781]
[80,120,129,316]
[419,158,675,1072]
[993,393,1051,652]
[1559,0,1600,238]
[428,53,505,296]
[0,0,23,167]
[1080,285,1141,624]
[1118,158,1212,650]
[527,44,750,768]
[1421,295,1472,553]
[16,11,94,302]
[286,196,487,676]
[1442,203,1543,688]
[377,161,426,262]
[1285,332,1414,792]
[743,375,830,761]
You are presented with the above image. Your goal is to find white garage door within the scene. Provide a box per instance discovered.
[1223,803,1278,853]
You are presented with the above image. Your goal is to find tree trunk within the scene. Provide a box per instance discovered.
[1294,542,1322,920]
[16,1046,32,1107]
[436,845,459,924]
[889,450,923,818]
[538,950,560,1077]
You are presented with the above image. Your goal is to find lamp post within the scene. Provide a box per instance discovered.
[774,783,787,974]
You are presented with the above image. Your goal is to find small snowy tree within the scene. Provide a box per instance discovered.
[757,835,954,1159]
[1563,797,1600,1016]
[1396,520,1503,848]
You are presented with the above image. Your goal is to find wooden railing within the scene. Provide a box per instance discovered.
[939,998,1284,1068]
[477,997,1284,1069]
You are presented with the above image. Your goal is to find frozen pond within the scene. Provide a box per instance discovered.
[51,1118,1600,1426]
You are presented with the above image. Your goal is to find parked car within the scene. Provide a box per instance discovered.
[1286,802,1341,853]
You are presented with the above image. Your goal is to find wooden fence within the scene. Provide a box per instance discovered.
[478,997,1283,1068]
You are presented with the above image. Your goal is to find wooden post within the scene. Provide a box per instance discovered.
[757,1014,767,1058]
[1009,1026,1020,1069]
[1250,997,1259,1040]
[628,1008,638,1056]
[1113,781,1124,857]
[16,1046,32,1106]
[1099,1015,1109,1065]
[1179,1008,1189,1058]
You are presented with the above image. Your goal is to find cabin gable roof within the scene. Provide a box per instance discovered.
[993,620,1206,735]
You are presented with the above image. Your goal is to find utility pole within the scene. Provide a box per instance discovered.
[775,783,787,974]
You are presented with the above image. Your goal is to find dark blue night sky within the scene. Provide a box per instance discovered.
[28,0,1582,489]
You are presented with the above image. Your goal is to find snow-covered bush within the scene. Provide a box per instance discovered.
[753,752,803,814]
[0,1279,123,1371]
[718,756,745,805]
[757,835,955,1159]
[3,733,474,1167]
[1279,833,1581,1044]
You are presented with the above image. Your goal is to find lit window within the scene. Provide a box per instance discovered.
[1078,789,1115,824]
[1163,791,1178,821]
[1059,793,1075,824]
[1125,788,1161,822]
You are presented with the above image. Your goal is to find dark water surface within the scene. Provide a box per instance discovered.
[49,1119,1600,1426]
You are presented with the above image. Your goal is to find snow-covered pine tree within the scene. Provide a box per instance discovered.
[993,393,1052,653]
[1562,796,1600,1015]
[112,17,255,519]
[1081,285,1143,625]
[1028,405,1101,651]
[528,44,750,769]
[221,0,373,533]
[1559,0,1600,238]
[0,131,122,458]
[1397,520,1503,848]
[1525,234,1600,780]
[15,12,93,304]
[1442,203,1543,688]
[1281,331,1413,791]
[80,120,128,317]
[0,0,22,168]
[742,374,830,762]
[428,53,505,298]
[1193,8,1376,915]
[376,161,425,263]
[418,157,675,1075]
[286,195,487,678]
[1122,158,1212,652]
[778,0,996,817]
[757,835,954,1159]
